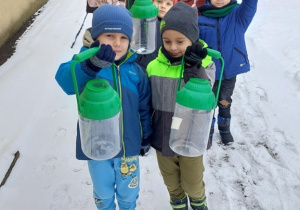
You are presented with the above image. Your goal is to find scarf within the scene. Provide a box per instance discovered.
[198,1,239,18]
[161,45,182,65]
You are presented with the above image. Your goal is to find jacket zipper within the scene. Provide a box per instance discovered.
[216,18,225,79]
[115,64,125,158]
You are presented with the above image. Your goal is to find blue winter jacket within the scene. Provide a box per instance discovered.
[55,47,152,160]
[198,0,258,79]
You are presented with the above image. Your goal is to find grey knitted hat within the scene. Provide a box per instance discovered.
[160,1,199,42]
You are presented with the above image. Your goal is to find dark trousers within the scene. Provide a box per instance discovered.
[212,76,237,118]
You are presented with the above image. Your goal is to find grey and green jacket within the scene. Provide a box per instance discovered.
[146,40,215,156]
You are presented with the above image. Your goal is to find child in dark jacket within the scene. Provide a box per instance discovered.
[198,0,258,147]
[55,5,152,210]
[146,2,215,209]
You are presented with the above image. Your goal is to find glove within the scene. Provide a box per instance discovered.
[184,42,207,68]
[140,136,151,156]
[183,42,208,83]
[81,40,116,76]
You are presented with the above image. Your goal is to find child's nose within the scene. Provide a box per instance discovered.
[170,43,177,50]
[114,38,121,46]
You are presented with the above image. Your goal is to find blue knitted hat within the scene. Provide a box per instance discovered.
[91,5,133,42]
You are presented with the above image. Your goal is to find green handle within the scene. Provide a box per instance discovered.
[176,56,185,92]
[207,48,221,59]
[74,46,100,62]
[177,48,225,108]
[70,46,118,113]
[214,56,224,107]
[71,60,82,113]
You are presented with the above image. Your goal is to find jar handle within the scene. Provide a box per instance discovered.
[176,48,225,108]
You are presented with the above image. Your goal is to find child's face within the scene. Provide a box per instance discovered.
[162,29,192,58]
[91,0,126,7]
[154,0,174,18]
[210,0,231,8]
[96,33,129,60]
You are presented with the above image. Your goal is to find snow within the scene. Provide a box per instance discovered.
[0,0,299,209]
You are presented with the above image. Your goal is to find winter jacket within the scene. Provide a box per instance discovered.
[198,0,258,79]
[146,40,215,156]
[55,30,152,160]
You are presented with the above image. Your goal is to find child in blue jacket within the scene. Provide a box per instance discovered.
[198,0,258,148]
[55,5,152,210]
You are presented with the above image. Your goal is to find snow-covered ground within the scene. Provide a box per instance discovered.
[0,0,299,209]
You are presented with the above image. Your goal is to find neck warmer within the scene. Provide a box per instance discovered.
[198,1,238,18]
[161,45,182,65]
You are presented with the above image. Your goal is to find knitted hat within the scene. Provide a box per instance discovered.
[91,5,133,42]
[160,2,199,42]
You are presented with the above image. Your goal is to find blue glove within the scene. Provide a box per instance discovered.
[81,40,116,76]
[140,136,151,156]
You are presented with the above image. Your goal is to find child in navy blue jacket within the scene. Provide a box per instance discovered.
[198,0,258,148]
[55,5,152,210]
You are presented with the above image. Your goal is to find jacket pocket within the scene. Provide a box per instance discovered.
[234,47,249,66]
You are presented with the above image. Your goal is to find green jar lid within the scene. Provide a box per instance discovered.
[79,79,121,120]
[176,78,215,110]
[130,0,158,19]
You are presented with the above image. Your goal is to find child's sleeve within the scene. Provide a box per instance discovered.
[183,64,210,84]
[55,56,94,95]
[135,64,153,139]
[204,61,216,87]
[236,0,258,29]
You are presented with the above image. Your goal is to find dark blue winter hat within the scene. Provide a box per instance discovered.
[91,5,133,42]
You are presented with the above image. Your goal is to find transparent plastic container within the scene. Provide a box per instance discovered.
[79,113,122,160]
[169,104,213,157]
[131,17,157,54]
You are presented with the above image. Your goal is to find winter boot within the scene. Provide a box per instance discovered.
[207,117,215,150]
[170,195,188,210]
[189,196,208,210]
[218,115,234,145]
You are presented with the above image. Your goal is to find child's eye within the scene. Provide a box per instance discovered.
[121,36,128,40]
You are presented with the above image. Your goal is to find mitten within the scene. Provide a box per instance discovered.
[184,42,207,68]
[81,40,116,76]
[140,136,151,156]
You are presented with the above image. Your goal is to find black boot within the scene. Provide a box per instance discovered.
[207,117,215,150]
[189,196,208,210]
[218,115,234,145]
[170,195,188,210]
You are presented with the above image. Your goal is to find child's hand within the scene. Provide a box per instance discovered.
[140,135,152,156]
[81,40,116,76]
[184,42,207,68]
[89,40,116,69]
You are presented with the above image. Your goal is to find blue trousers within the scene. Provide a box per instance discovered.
[88,156,140,210]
